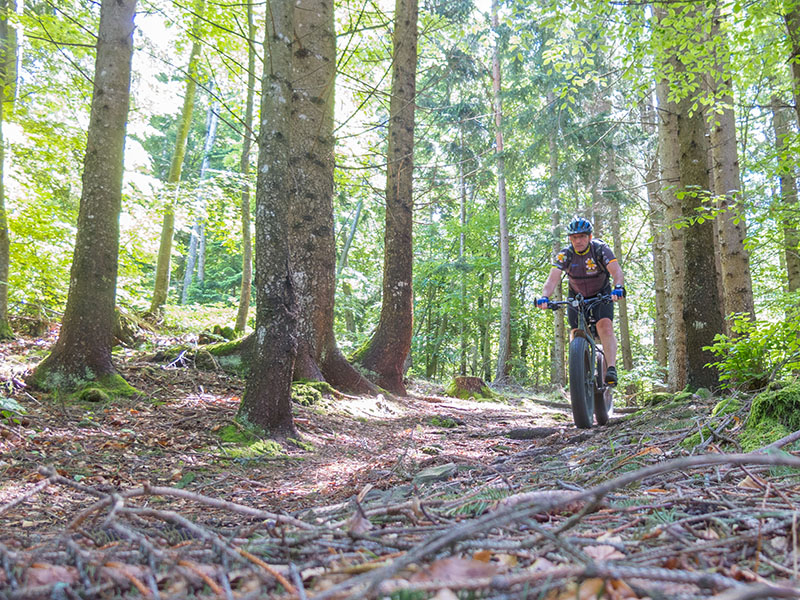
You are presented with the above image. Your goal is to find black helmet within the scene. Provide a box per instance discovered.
[567,216,593,235]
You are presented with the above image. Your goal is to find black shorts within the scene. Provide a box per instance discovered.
[567,294,614,329]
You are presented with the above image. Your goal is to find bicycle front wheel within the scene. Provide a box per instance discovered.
[568,336,594,429]
[594,351,613,426]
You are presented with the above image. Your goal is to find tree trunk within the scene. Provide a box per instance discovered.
[708,6,755,323]
[31,0,136,390]
[547,91,565,387]
[656,72,687,391]
[182,95,218,304]
[149,0,204,316]
[0,0,17,340]
[289,0,377,396]
[492,0,511,383]
[234,2,257,333]
[661,2,724,390]
[354,0,417,394]
[785,2,800,126]
[642,95,668,373]
[609,200,633,373]
[459,129,468,376]
[772,97,800,292]
[238,0,297,438]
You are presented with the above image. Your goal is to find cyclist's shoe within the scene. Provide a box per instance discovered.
[605,366,618,387]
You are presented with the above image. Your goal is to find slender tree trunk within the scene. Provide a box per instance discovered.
[656,75,687,391]
[0,0,16,340]
[609,201,633,373]
[32,0,136,389]
[643,94,668,373]
[772,97,800,292]
[785,2,800,125]
[234,3,257,333]
[337,200,362,280]
[492,0,511,383]
[708,6,755,323]
[354,0,417,394]
[238,0,297,438]
[459,130,468,376]
[182,95,218,304]
[289,0,377,395]
[149,0,204,316]
[546,92,565,387]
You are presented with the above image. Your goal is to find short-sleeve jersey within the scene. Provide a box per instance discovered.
[553,239,617,298]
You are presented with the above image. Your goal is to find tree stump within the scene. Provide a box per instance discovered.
[445,376,493,400]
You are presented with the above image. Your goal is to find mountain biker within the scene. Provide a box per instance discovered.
[536,216,626,386]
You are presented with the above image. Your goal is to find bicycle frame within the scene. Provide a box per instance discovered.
[547,293,614,428]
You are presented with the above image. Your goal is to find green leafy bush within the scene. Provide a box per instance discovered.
[706,311,800,390]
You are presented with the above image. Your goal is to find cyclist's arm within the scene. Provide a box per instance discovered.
[541,267,563,298]
[607,260,624,287]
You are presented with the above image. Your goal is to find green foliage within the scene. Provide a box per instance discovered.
[0,397,25,425]
[706,310,800,390]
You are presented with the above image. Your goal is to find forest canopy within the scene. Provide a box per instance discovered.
[1,0,799,395]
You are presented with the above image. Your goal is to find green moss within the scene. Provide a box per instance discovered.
[429,416,458,428]
[444,379,494,400]
[292,383,324,406]
[217,424,285,458]
[740,382,800,451]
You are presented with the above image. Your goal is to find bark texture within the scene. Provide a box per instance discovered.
[708,7,755,323]
[149,0,204,316]
[288,0,376,395]
[238,0,296,437]
[772,97,800,293]
[678,101,723,389]
[355,0,418,394]
[656,74,687,391]
[32,0,136,387]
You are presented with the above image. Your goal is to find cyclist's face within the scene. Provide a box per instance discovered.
[569,233,591,252]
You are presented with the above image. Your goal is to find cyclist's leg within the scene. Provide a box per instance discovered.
[567,305,579,338]
[593,301,617,384]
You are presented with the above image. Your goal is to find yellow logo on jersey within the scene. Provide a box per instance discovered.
[556,251,566,263]
[585,257,597,272]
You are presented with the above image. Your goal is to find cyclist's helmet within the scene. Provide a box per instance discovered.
[567,216,593,235]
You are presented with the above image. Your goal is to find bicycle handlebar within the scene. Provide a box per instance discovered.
[546,294,613,311]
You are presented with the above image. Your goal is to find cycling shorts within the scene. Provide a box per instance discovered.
[567,293,614,329]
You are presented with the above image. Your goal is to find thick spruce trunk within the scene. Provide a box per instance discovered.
[237,0,297,437]
[32,0,136,391]
[354,0,418,394]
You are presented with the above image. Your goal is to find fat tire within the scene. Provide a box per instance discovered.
[568,336,594,429]
[594,350,614,426]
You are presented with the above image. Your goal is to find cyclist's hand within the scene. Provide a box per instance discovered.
[536,296,550,309]
[612,285,626,300]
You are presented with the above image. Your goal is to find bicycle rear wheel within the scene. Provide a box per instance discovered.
[594,350,613,426]
[568,336,594,429]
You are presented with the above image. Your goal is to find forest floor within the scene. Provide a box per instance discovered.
[1,331,800,599]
